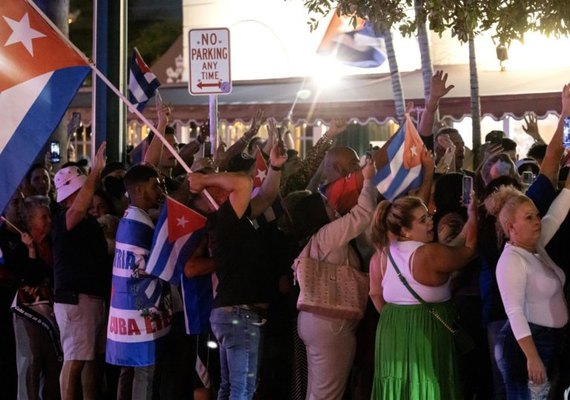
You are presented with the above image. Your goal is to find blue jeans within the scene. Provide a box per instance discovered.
[496,321,564,400]
[210,306,266,400]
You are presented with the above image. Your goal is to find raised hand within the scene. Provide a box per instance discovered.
[327,118,348,138]
[362,158,376,180]
[562,84,570,116]
[269,143,288,168]
[430,70,455,101]
[245,109,265,139]
[522,112,540,140]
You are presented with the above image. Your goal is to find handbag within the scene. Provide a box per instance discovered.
[292,237,369,320]
[387,250,474,355]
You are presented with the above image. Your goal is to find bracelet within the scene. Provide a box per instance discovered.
[270,164,283,171]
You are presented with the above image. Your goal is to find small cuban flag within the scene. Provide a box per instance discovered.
[252,149,268,198]
[373,114,424,201]
[128,47,161,112]
[145,196,206,285]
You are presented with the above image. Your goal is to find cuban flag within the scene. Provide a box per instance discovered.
[107,206,171,367]
[251,150,284,227]
[373,114,424,200]
[128,47,161,112]
[317,12,386,68]
[252,149,268,197]
[0,0,89,214]
[145,196,207,285]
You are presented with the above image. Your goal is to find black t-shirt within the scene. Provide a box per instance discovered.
[208,201,271,308]
[52,209,110,298]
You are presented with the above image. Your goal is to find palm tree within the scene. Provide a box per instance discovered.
[468,33,482,168]
[379,26,406,123]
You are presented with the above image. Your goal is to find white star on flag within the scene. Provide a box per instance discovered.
[3,13,46,56]
[176,216,188,229]
[410,145,417,158]
[255,168,267,183]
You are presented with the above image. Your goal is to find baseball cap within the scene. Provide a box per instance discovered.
[54,166,87,203]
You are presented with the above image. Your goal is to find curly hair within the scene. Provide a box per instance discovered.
[483,185,530,237]
[370,196,424,249]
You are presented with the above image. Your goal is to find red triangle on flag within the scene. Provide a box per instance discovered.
[253,149,268,188]
[166,196,206,243]
[0,0,88,92]
[402,115,424,169]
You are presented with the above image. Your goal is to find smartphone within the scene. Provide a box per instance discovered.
[276,127,285,155]
[50,141,61,164]
[522,171,535,186]
[563,117,570,148]
[462,175,473,206]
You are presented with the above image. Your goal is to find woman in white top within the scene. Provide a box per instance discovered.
[369,194,477,400]
[484,181,570,399]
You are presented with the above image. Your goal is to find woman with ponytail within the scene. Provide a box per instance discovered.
[369,193,477,399]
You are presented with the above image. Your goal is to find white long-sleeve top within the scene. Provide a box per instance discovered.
[496,188,570,340]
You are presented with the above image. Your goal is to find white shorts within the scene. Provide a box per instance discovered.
[54,294,106,361]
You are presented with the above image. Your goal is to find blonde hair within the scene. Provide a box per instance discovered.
[370,196,424,249]
[484,185,530,237]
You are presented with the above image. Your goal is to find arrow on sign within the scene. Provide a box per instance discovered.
[197,80,222,89]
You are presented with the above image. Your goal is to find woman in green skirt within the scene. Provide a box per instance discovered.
[368,195,477,399]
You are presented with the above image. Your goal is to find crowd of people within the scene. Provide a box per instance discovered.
[1,71,570,400]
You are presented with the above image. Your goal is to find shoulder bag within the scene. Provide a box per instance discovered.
[387,249,474,355]
[292,237,369,320]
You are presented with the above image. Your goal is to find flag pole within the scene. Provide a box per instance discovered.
[26,0,219,210]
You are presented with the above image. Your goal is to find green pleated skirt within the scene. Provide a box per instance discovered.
[371,302,461,400]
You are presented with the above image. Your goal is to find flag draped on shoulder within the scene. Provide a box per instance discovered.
[0,0,90,214]
[128,47,160,112]
[145,197,206,285]
[317,12,386,68]
[373,114,424,201]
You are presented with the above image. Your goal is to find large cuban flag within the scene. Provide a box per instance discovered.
[0,0,89,213]
[317,11,386,68]
[373,114,424,200]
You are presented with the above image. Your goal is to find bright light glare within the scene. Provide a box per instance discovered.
[311,56,341,88]
[207,340,218,349]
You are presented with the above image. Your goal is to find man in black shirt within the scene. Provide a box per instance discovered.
[52,143,108,400]
[188,143,286,399]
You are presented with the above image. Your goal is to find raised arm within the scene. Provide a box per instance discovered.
[414,194,477,273]
[143,105,171,167]
[250,144,288,218]
[217,109,264,171]
[539,84,570,186]
[415,146,435,205]
[314,160,378,248]
[66,143,106,231]
[418,70,455,138]
[188,172,252,218]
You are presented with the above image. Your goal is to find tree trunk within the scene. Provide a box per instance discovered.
[414,0,433,102]
[382,28,406,124]
[469,34,481,169]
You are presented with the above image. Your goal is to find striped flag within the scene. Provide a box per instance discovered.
[145,197,206,285]
[128,47,161,112]
[0,0,90,214]
[317,12,386,68]
[373,114,424,200]
[106,206,172,367]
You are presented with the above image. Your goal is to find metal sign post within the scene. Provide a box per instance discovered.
[188,28,231,151]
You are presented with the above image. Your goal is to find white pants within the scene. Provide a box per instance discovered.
[297,311,358,400]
